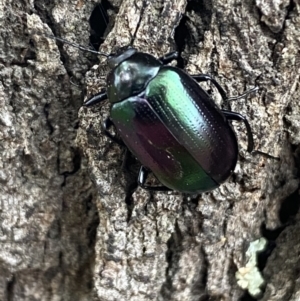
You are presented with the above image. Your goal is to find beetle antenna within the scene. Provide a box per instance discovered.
[40,33,109,57]
[97,2,109,28]
[89,2,110,51]
[130,0,148,46]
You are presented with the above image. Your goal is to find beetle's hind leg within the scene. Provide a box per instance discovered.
[221,110,254,153]
[103,117,125,146]
[221,110,279,160]
[138,166,172,191]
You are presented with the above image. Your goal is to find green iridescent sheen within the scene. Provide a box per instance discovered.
[145,68,210,153]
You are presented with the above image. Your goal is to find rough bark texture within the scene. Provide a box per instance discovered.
[0,0,299,300]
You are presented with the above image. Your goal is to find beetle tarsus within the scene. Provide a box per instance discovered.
[227,86,259,101]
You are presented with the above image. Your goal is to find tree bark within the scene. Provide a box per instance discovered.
[1,0,299,300]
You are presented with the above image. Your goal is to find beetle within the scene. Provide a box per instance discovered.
[83,46,257,193]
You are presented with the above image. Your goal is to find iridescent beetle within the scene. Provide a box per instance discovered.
[81,45,258,193]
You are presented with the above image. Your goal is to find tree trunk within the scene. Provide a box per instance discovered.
[1,0,299,300]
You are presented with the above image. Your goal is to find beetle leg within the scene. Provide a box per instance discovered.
[192,74,228,101]
[103,117,125,146]
[159,51,179,65]
[138,166,172,191]
[83,89,108,107]
[222,110,280,160]
[221,110,254,153]
[226,87,259,101]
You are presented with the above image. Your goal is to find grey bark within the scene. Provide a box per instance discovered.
[0,0,299,300]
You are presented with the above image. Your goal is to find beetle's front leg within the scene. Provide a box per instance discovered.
[83,88,108,107]
[138,166,171,191]
[159,51,179,65]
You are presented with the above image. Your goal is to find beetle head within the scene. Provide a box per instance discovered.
[107,46,137,69]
